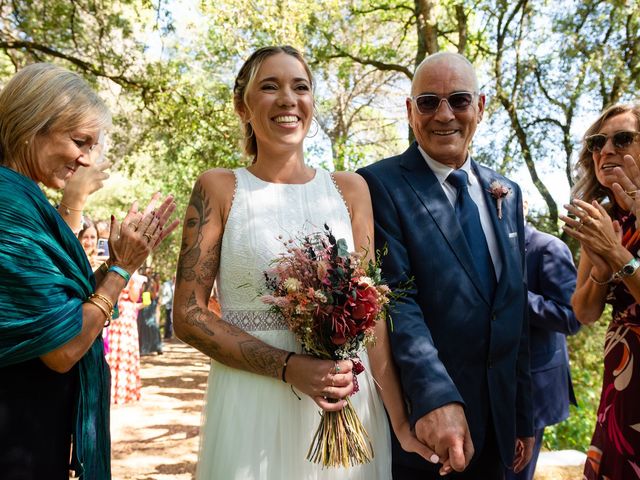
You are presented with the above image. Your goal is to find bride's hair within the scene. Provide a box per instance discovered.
[233,45,314,160]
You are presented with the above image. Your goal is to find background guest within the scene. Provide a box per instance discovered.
[106,267,147,404]
[137,269,163,356]
[506,200,580,480]
[78,219,100,269]
[561,103,640,479]
[160,275,175,339]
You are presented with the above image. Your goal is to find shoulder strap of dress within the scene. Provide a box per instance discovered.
[327,170,352,219]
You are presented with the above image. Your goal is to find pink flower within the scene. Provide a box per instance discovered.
[488,180,511,219]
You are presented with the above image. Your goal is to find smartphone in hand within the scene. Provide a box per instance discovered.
[97,238,109,257]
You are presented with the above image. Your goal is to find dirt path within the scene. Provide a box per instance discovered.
[110,339,583,480]
[111,339,208,480]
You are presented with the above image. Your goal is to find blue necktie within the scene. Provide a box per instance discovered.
[447,169,496,299]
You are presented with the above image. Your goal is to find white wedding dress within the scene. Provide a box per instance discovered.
[196,167,392,480]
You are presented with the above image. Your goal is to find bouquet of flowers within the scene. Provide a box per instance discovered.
[261,224,392,468]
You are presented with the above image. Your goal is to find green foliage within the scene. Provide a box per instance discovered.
[1,3,636,450]
[544,308,609,451]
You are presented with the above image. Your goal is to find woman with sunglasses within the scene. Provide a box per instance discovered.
[561,103,640,480]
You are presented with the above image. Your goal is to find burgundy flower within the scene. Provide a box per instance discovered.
[348,285,379,330]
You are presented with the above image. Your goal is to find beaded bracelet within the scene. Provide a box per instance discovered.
[108,265,131,284]
[281,352,296,383]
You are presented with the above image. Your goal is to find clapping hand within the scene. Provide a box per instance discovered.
[612,154,640,229]
[108,193,180,275]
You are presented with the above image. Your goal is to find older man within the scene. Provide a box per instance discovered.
[358,52,534,479]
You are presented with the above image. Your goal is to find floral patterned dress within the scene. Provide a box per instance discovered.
[105,272,145,404]
[585,207,640,479]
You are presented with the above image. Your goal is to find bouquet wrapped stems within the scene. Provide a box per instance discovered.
[307,397,373,467]
[262,226,393,468]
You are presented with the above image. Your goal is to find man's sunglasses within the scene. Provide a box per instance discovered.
[585,131,640,152]
[410,92,476,115]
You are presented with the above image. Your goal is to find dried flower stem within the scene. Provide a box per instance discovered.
[306,398,373,467]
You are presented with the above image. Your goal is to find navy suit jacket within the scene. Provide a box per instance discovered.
[358,143,533,470]
[524,224,580,430]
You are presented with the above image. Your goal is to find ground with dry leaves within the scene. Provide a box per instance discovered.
[111,339,207,479]
[110,339,584,480]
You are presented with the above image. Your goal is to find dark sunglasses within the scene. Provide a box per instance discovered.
[585,131,640,152]
[410,91,475,115]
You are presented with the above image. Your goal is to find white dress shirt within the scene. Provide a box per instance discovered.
[418,145,503,279]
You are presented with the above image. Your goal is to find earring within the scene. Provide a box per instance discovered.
[306,118,319,139]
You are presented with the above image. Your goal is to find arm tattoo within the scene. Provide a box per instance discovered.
[183,293,280,377]
[177,180,282,377]
[200,243,220,285]
[184,292,215,336]
[177,181,212,283]
[239,341,285,379]
[182,292,234,364]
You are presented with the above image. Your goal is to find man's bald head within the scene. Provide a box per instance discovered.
[412,52,479,96]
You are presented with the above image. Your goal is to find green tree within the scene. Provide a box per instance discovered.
[481,0,640,232]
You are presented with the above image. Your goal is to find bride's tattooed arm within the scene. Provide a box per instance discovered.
[173,171,286,379]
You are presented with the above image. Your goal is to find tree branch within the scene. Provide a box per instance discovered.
[0,39,149,91]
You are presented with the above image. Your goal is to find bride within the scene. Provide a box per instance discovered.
[173,45,436,479]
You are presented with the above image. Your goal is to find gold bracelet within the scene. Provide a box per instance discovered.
[59,201,83,215]
[90,292,114,312]
[86,297,112,326]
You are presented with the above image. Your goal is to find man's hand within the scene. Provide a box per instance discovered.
[414,403,474,475]
[512,436,535,473]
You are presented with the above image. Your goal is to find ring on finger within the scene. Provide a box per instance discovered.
[626,190,637,199]
[143,233,153,243]
[334,361,340,374]
[575,221,584,231]
[130,222,139,231]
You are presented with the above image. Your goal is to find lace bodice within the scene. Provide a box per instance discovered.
[218,167,353,331]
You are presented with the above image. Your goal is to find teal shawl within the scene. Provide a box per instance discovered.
[0,166,110,479]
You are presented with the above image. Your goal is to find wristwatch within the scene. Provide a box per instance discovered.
[612,257,640,281]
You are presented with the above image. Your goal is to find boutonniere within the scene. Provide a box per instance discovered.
[488,180,511,219]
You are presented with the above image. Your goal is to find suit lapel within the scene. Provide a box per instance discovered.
[400,145,491,304]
